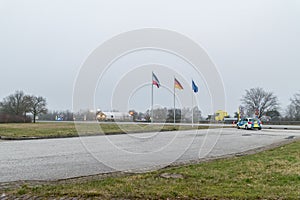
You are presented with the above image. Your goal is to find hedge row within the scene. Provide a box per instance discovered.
[0,114,32,123]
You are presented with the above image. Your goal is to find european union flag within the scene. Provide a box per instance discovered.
[192,80,198,93]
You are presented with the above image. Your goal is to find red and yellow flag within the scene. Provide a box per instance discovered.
[174,78,183,90]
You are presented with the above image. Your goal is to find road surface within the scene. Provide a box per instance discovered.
[0,128,299,182]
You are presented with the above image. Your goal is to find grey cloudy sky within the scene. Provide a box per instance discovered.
[0,0,299,116]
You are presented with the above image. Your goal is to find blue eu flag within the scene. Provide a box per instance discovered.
[192,80,198,93]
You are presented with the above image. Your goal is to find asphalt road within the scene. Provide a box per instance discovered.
[0,128,299,183]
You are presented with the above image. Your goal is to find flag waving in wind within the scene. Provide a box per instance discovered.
[152,72,160,88]
[174,78,184,90]
[192,80,198,93]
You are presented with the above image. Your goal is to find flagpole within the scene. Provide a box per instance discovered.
[151,72,154,123]
[174,76,176,124]
[192,91,194,127]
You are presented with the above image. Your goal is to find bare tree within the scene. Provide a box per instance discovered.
[265,109,281,120]
[241,87,279,118]
[0,90,30,117]
[153,107,168,122]
[181,107,202,122]
[286,92,300,120]
[192,106,202,122]
[27,96,48,123]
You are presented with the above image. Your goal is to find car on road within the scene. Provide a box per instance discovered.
[237,118,262,130]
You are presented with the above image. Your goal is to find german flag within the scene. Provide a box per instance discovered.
[174,78,183,90]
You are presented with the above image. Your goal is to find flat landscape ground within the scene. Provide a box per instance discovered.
[0,123,299,199]
[1,139,299,199]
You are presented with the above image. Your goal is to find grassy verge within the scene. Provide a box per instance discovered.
[0,122,212,139]
[3,140,300,199]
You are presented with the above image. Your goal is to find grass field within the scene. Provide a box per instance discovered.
[0,122,212,139]
[3,140,300,199]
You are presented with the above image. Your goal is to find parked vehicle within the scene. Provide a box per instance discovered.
[237,118,262,130]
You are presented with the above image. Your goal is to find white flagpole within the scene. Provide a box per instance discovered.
[174,77,176,124]
[192,92,194,127]
[151,72,154,123]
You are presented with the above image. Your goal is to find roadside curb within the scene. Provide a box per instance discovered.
[263,126,300,130]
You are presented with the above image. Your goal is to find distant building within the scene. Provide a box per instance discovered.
[215,110,228,121]
[96,110,132,121]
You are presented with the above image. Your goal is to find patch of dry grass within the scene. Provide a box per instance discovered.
[0,122,211,139]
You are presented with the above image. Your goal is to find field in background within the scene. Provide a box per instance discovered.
[3,139,299,199]
[0,122,213,139]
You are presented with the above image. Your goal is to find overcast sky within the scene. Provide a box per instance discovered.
[0,0,299,116]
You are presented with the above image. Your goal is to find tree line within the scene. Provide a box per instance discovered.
[1,88,299,123]
[129,107,202,123]
[38,107,201,123]
[0,91,47,123]
[240,87,300,121]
